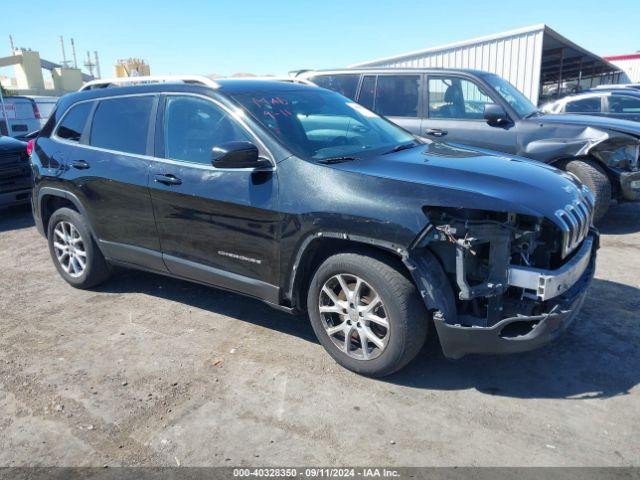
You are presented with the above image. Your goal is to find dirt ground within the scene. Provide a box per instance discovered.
[0,202,638,467]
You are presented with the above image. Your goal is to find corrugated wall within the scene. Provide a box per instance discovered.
[607,58,640,83]
[357,28,545,104]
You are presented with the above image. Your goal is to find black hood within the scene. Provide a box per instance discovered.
[328,143,589,225]
[0,136,27,153]
[534,113,640,137]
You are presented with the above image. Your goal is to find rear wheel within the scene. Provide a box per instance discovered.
[47,207,111,289]
[562,159,611,222]
[307,252,427,377]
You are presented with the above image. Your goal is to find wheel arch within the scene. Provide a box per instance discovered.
[38,188,98,239]
[285,232,412,312]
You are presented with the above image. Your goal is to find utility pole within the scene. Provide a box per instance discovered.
[59,35,70,68]
[9,34,15,53]
[94,51,101,78]
[70,38,78,68]
[84,51,95,77]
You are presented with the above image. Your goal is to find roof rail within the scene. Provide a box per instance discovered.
[221,76,317,86]
[79,75,220,91]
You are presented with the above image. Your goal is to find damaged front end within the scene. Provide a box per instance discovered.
[409,198,598,359]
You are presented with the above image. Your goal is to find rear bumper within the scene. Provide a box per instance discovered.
[0,188,31,208]
[435,233,597,359]
[618,170,640,201]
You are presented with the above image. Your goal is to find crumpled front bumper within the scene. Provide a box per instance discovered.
[434,232,598,359]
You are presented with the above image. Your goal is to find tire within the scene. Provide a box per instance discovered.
[47,207,111,289]
[307,252,428,377]
[562,159,611,223]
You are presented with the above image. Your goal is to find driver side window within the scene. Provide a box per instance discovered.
[163,96,251,164]
[428,77,495,120]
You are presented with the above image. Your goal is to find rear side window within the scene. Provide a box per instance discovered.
[375,75,420,117]
[565,97,601,113]
[56,102,93,142]
[90,96,154,155]
[308,74,360,100]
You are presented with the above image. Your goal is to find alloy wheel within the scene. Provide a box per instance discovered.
[52,221,87,278]
[318,273,389,360]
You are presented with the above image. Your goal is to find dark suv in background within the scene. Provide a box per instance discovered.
[0,135,30,208]
[297,69,640,221]
[30,76,597,376]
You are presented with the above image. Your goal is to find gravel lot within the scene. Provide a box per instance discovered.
[0,202,639,467]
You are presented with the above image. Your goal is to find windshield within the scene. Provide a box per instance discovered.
[231,89,417,161]
[483,74,538,118]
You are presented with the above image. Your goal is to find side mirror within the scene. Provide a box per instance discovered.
[484,104,509,125]
[211,141,270,169]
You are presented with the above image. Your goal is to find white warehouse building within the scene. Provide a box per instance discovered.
[604,53,640,83]
[351,24,628,105]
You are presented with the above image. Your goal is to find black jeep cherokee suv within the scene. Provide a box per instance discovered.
[30,77,598,376]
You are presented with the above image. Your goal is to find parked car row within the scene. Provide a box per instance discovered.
[294,68,640,221]
[28,75,600,376]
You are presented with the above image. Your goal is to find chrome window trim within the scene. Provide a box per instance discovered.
[50,92,277,172]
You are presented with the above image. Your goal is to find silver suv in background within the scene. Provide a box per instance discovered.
[296,68,640,221]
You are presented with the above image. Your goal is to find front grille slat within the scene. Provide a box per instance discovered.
[555,186,593,258]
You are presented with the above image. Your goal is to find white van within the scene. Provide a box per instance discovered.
[0,95,58,138]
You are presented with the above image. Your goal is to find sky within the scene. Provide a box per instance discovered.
[2,0,639,78]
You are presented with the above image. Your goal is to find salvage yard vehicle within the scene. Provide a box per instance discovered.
[541,89,640,123]
[296,69,640,221]
[0,135,30,208]
[30,76,598,376]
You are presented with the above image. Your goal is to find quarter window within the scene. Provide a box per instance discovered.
[308,74,360,100]
[565,97,601,113]
[56,102,93,142]
[163,96,251,164]
[375,75,420,117]
[428,77,495,119]
[90,96,154,155]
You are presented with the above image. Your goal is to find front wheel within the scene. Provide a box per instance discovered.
[562,159,612,222]
[307,252,428,377]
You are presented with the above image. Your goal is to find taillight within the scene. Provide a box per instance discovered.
[26,139,34,156]
[32,103,41,120]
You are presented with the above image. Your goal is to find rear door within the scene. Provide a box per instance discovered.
[422,74,518,153]
[148,94,281,302]
[605,94,640,122]
[357,74,423,135]
[53,95,165,271]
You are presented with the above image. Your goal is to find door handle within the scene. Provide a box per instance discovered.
[71,160,90,170]
[425,128,448,137]
[154,173,182,186]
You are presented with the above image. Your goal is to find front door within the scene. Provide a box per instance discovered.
[148,94,281,302]
[422,75,518,154]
